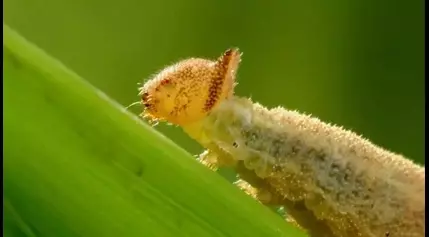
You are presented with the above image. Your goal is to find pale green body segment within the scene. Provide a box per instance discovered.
[183,96,425,237]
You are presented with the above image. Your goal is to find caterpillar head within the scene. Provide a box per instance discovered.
[139,48,242,126]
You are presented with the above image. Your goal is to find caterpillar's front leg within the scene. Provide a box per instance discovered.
[234,161,285,205]
[197,144,238,170]
[197,150,220,171]
[197,149,282,205]
[233,179,275,205]
[234,165,336,237]
[233,173,306,232]
[196,144,310,233]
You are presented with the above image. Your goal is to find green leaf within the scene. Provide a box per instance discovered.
[3,24,307,237]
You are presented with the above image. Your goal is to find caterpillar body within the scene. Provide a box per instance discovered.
[139,49,425,237]
[185,97,425,237]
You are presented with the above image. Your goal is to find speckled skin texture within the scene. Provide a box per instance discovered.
[185,97,425,237]
[139,49,240,126]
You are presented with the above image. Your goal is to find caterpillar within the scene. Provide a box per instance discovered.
[138,49,425,237]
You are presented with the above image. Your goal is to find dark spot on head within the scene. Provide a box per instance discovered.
[161,79,171,85]
[232,142,238,148]
[141,92,149,100]
[224,49,233,57]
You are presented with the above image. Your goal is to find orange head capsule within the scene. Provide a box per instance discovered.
[139,48,242,126]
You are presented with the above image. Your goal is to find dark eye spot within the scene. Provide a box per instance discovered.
[232,142,238,148]
[141,92,149,100]
[161,79,171,85]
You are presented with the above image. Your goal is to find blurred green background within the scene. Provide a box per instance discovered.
[4,0,424,164]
